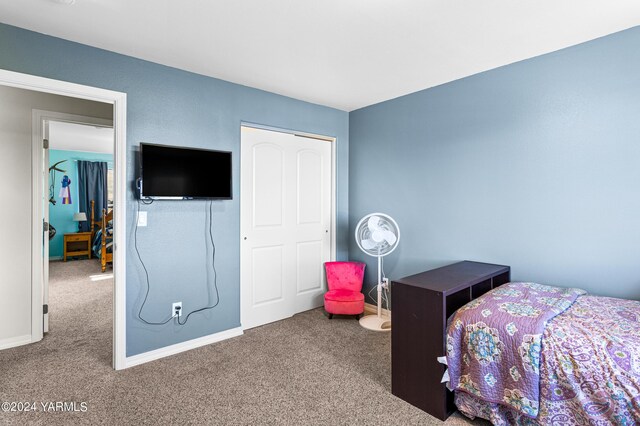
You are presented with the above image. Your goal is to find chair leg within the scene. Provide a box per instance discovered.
[328,313,333,319]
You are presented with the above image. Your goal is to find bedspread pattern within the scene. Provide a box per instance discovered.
[92,226,113,257]
[446,282,586,417]
[455,295,640,425]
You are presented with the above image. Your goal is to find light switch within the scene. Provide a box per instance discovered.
[137,211,147,227]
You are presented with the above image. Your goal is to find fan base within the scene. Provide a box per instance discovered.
[359,314,391,332]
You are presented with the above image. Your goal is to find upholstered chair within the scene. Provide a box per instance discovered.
[324,261,366,319]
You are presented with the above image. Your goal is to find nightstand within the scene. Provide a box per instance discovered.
[63,232,93,261]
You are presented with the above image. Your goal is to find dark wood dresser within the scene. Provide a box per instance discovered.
[391,261,510,420]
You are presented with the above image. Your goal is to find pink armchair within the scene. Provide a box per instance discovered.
[324,261,366,319]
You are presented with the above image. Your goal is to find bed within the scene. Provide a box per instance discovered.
[445,281,640,425]
[90,200,113,273]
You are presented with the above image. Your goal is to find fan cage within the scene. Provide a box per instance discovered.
[355,213,400,257]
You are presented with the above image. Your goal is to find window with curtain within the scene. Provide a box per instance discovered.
[77,160,108,232]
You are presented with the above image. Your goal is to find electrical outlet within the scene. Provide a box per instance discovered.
[137,211,147,227]
[172,302,182,318]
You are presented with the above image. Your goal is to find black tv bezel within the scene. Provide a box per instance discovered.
[139,142,233,200]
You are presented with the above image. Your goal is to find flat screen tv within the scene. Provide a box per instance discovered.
[139,143,232,200]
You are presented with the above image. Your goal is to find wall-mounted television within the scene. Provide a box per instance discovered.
[139,143,232,200]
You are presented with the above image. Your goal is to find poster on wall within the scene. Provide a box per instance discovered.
[59,175,72,204]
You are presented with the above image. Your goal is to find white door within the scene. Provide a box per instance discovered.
[42,120,50,332]
[241,127,332,329]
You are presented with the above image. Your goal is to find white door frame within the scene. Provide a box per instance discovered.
[35,111,114,334]
[0,69,128,370]
[239,123,337,329]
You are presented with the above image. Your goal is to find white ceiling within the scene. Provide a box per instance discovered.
[1,0,639,111]
[49,121,113,154]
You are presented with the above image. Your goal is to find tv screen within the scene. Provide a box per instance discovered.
[140,143,232,199]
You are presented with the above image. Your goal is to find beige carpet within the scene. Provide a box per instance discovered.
[0,259,486,425]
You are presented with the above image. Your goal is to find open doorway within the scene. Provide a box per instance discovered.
[0,69,127,369]
[44,120,114,365]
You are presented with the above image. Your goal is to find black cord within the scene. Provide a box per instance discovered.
[135,199,220,326]
[135,198,172,325]
[177,200,220,325]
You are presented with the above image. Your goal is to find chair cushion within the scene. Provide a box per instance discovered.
[324,298,364,315]
[324,289,365,302]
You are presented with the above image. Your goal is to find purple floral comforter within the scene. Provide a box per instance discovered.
[446,282,587,417]
[454,294,640,425]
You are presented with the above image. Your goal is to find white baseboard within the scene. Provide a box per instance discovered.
[364,302,391,318]
[0,334,33,350]
[124,326,244,369]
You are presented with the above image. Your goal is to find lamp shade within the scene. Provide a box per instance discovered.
[73,212,87,222]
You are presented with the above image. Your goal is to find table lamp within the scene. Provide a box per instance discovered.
[73,212,87,232]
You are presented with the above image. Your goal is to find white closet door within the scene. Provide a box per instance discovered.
[290,136,331,313]
[241,127,331,329]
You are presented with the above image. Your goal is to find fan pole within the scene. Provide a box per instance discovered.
[377,256,382,318]
[358,254,391,331]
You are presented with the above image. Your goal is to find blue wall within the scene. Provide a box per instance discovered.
[48,150,113,259]
[0,23,349,356]
[349,26,640,302]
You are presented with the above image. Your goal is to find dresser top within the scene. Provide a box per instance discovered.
[393,261,510,295]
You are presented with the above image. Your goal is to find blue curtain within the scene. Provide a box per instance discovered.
[77,161,108,232]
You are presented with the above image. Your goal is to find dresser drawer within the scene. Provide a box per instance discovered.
[66,234,88,242]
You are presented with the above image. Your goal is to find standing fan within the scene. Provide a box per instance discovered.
[355,213,400,331]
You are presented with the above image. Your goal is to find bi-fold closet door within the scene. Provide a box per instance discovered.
[240,126,332,329]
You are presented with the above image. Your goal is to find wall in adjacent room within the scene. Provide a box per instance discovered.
[350,26,640,302]
[49,150,114,259]
[0,23,349,356]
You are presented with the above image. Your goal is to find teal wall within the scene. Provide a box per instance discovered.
[0,23,349,356]
[48,150,113,259]
[349,26,640,302]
